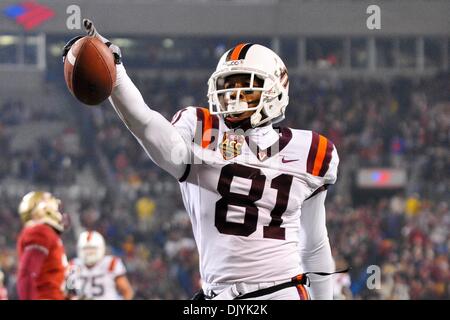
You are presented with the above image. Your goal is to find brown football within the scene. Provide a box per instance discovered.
[64,36,116,105]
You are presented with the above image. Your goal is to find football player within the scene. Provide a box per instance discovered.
[16,191,68,300]
[69,231,133,300]
[63,20,340,300]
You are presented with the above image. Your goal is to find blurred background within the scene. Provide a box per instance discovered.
[0,0,448,299]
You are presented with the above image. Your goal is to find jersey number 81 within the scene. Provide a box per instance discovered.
[215,163,293,240]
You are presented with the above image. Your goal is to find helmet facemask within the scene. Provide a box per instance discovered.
[209,69,281,128]
[210,71,265,113]
[77,231,106,267]
[80,245,105,267]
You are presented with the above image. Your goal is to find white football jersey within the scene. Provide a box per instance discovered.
[171,107,339,286]
[70,255,127,300]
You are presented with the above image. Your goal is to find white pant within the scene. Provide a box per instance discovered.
[203,280,310,300]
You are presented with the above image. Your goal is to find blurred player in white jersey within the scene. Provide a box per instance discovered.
[63,20,342,300]
[70,231,133,300]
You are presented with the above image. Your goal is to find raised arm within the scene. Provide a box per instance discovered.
[108,63,190,179]
[64,19,190,180]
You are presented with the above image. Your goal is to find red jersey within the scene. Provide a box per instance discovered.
[17,223,67,300]
[0,287,7,300]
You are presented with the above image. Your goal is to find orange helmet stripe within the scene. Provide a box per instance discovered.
[229,43,247,61]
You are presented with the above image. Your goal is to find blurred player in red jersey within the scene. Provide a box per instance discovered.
[0,270,8,300]
[16,191,69,300]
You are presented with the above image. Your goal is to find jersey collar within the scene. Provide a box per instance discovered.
[245,126,292,161]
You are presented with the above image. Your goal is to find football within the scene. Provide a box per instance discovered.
[64,36,116,105]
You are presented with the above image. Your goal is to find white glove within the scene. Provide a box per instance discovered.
[83,18,122,65]
[62,19,122,65]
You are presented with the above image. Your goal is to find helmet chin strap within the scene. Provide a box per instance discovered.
[222,96,267,130]
[224,107,270,131]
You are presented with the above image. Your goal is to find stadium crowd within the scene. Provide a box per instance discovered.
[0,70,448,299]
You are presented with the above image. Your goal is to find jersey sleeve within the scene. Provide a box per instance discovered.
[21,224,56,255]
[305,132,339,190]
[171,107,221,182]
[17,247,48,300]
[108,257,126,278]
[171,107,197,144]
[324,144,339,185]
[171,106,220,150]
[108,64,190,180]
[299,190,334,299]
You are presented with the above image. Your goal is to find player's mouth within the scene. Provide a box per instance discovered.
[225,115,245,123]
[224,101,258,122]
[225,111,253,123]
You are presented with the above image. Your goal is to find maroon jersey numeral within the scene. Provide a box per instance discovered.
[263,174,293,240]
[215,164,265,237]
[215,164,292,240]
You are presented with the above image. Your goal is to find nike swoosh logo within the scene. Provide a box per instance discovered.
[282,157,299,163]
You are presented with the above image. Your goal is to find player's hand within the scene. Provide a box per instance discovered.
[83,19,122,65]
[62,35,83,63]
[62,19,122,65]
